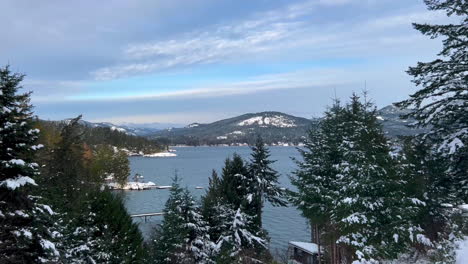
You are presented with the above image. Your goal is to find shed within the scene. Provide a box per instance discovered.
[288,241,319,264]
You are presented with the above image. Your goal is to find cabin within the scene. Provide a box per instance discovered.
[288,241,319,264]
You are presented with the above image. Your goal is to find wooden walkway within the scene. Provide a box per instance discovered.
[130,212,165,222]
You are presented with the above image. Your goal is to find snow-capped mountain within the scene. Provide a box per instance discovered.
[150,107,425,145]
[151,112,314,145]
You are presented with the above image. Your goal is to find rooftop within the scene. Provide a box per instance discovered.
[289,241,319,255]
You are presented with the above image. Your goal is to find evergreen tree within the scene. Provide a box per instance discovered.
[247,136,286,228]
[398,136,468,262]
[179,189,213,263]
[202,170,225,241]
[214,206,266,263]
[151,175,186,263]
[202,155,270,262]
[290,101,346,263]
[219,154,249,209]
[292,96,426,263]
[91,144,130,186]
[0,66,58,262]
[395,0,467,202]
[41,115,91,212]
[332,95,424,262]
[152,177,213,263]
[35,114,146,263]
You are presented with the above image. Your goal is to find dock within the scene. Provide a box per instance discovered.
[130,212,165,222]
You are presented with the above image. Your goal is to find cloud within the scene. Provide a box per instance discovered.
[91,0,370,80]
[89,112,234,124]
[90,0,448,81]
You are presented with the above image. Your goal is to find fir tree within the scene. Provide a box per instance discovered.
[202,170,225,242]
[91,144,130,186]
[247,136,286,228]
[214,206,266,263]
[395,0,468,202]
[151,175,186,263]
[290,101,346,263]
[219,154,249,209]
[292,95,426,263]
[333,95,424,262]
[202,155,270,262]
[0,66,58,262]
[179,189,213,263]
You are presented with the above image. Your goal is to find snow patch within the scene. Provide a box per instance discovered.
[8,159,26,166]
[456,237,468,264]
[143,152,177,157]
[0,176,37,190]
[238,115,296,127]
[110,126,127,133]
[40,239,59,256]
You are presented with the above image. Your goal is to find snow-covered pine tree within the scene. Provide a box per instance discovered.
[151,175,186,263]
[395,0,468,202]
[247,136,286,229]
[290,101,346,264]
[397,136,466,262]
[333,95,424,262]
[202,170,226,242]
[214,206,266,263]
[202,155,270,262]
[0,66,58,262]
[179,189,213,263]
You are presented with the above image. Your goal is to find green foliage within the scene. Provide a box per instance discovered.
[36,119,166,156]
[395,0,467,202]
[150,176,187,263]
[91,145,130,186]
[246,136,286,229]
[35,115,146,263]
[150,176,212,263]
[201,153,274,262]
[291,95,425,262]
[0,65,58,262]
[82,125,165,154]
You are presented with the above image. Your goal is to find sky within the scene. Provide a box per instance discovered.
[0,0,451,125]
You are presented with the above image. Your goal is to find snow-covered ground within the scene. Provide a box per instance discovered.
[456,237,468,264]
[143,152,177,157]
[108,181,157,190]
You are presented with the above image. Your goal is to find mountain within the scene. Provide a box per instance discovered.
[151,111,315,145]
[376,105,427,138]
[150,107,425,146]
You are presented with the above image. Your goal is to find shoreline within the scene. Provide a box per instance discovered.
[170,144,304,148]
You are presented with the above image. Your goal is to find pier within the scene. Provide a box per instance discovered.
[130,212,165,222]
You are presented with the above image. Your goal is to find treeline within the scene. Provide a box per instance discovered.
[290,1,468,262]
[0,66,147,263]
[37,119,167,155]
[149,137,287,263]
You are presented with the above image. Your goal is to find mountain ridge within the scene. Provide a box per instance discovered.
[149,106,424,145]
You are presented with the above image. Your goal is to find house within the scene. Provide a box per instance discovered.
[288,241,319,264]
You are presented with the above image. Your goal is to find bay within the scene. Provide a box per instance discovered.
[122,146,310,253]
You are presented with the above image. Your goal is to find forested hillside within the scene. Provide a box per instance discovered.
[35,119,167,155]
[151,107,424,146]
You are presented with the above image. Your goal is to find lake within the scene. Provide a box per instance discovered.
[122,146,310,253]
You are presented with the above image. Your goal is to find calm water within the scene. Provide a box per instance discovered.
[122,146,310,252]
